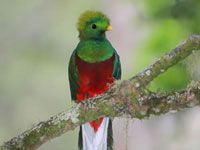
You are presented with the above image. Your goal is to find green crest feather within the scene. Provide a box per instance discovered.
[77,10,110,32]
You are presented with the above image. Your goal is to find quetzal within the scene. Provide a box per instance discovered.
[68,10,121,150]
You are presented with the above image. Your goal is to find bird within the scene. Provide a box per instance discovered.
[68,10,121,150]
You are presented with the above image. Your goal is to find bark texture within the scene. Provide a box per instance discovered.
[1,35,200,150]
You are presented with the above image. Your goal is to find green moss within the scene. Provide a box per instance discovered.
[135,113,145,119]
[80,109,99,122]
[99,103,115,116]
[135,19,190,92]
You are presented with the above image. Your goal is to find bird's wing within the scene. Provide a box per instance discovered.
[113,51,121,80]
[68,51,79,102]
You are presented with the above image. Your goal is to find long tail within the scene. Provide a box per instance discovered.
[78,117,113,150]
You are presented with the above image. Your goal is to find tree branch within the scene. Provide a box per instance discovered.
[1,35,200,150]
[131,35,200,87]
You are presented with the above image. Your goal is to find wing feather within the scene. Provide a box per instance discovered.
[113,51,121,80]
[68,51,79,102]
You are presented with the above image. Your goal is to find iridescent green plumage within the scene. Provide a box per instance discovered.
[77,10,110,32]
[68,10,121,150]
[76,38,114,63]
[77,11,110,40]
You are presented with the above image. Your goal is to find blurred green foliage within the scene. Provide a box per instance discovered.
[135,0,200,91]
[0,0,199,149]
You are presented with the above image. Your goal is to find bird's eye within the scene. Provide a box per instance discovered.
[91,24,97,29]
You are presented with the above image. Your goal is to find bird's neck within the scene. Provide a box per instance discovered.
[76,38,114,63]
[79,32,106,41]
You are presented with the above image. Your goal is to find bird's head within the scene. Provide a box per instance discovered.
[77,10,112,40]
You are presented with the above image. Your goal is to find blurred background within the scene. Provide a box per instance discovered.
[0,0,200,149]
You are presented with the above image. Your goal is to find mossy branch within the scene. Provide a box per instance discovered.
[1,35,200,150]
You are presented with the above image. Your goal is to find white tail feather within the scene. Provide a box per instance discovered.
[82,117,109,150]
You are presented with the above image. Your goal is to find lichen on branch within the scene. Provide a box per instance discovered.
[1,35,200,150]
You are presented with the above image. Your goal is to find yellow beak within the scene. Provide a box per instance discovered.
[106,25,112,31]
